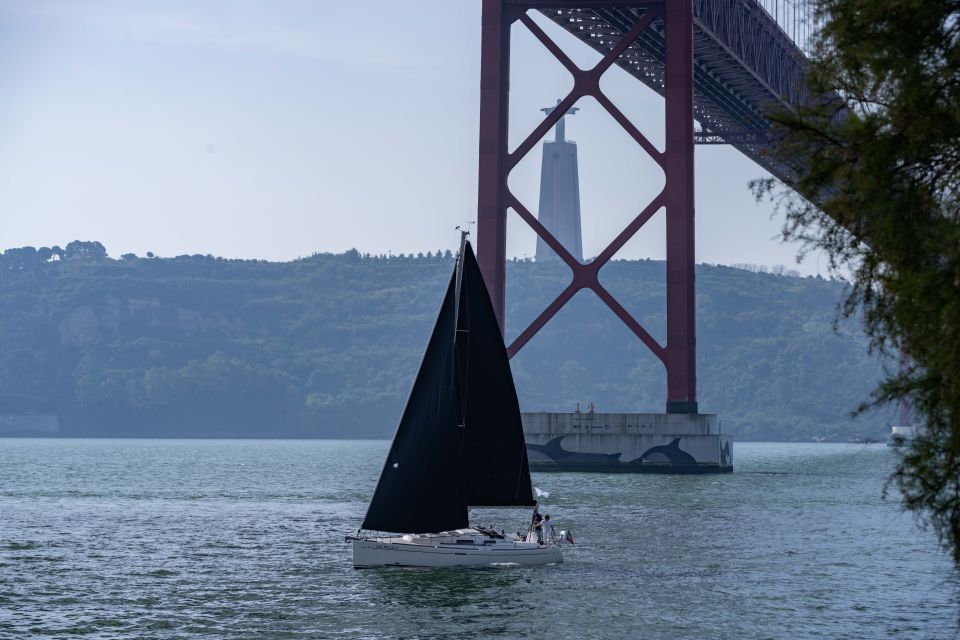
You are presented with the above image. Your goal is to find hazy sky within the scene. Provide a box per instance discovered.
[0,0,828,273]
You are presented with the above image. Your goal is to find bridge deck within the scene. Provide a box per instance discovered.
[531,0,812,182]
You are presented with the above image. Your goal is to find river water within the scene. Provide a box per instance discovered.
[0,439,956,639]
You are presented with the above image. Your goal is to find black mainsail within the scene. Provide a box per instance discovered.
[361,239,534,534]
[456,244,535,507]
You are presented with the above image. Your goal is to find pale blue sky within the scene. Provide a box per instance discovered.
[0,0,827,273]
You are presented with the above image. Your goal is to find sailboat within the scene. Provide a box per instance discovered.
[350,234,563,568]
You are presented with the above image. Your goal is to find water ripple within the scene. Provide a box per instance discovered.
[0,439,957,639]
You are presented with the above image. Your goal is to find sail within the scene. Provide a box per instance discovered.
[361,270,469,534]
[360,240,535,534]
[456,243,536,507]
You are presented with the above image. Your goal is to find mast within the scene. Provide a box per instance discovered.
[454,229,468,327]
[454,230,470,514]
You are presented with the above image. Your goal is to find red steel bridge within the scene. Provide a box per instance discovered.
[476,0,816,414]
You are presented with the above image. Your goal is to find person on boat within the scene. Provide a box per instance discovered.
[531,508,543,543]
[541,514,554,545]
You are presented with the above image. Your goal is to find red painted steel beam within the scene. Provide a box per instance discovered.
[505,193,667,362]
[476,0,698,414]
[664,0,698,413]
[477,0,516,330]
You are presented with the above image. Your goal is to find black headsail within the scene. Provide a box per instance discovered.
[361,267,468,534]
[361,237,534,534]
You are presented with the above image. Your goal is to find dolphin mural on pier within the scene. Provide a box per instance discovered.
[525,433,725,472]
[526,436,622,466]
[629,437,698,467]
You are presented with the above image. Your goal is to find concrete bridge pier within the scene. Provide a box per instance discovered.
[522,411,732,473]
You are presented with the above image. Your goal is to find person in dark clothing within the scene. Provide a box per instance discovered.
[531,507,544,544]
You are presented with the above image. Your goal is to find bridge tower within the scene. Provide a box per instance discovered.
[476,0,698,414]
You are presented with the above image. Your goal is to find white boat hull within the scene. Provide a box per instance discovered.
[352,530,563,568]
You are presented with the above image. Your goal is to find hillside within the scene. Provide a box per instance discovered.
[0,242,891,440]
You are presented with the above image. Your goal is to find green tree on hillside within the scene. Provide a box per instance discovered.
[65,241,107,261]
[754,0,960,562]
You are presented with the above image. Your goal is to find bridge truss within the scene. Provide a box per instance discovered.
[476,0,814,413]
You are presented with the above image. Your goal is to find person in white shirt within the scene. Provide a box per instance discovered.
[541,514,554,545]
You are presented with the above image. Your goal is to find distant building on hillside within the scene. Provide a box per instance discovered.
[535,99,583,264]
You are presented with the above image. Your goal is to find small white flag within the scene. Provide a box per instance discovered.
[534,487,550,499]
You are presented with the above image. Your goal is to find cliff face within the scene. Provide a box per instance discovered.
[0,250,886,440]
